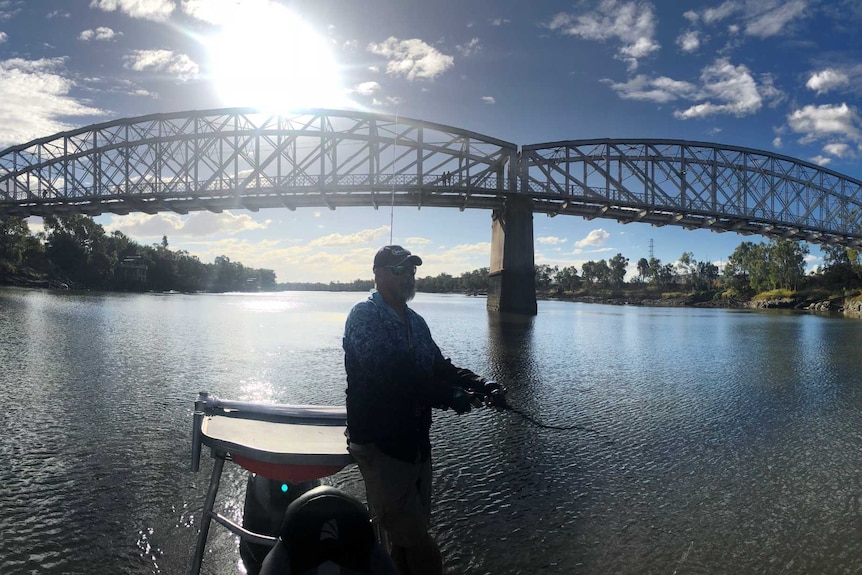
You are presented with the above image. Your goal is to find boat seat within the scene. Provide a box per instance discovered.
[260,486,398,575]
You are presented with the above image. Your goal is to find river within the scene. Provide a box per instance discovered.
[2,287,862,574]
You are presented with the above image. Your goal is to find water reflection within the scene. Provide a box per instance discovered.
[485,310,536,383]
[7,290,862,574]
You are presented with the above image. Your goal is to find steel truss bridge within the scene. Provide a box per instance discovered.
[2,108,862,248]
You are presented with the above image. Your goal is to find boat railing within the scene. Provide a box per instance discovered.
[188,391,354,575]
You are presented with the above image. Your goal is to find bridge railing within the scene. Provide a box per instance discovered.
[4,111,862,247]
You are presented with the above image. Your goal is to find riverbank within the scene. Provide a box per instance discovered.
[0,271,70,290]
[543,289,862,318]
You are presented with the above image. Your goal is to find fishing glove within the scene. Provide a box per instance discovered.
[448,387,474,414]
[482,380,508,409]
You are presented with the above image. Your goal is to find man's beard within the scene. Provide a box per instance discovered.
[399,280,416,302]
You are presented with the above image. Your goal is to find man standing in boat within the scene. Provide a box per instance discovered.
[343,245,504,575]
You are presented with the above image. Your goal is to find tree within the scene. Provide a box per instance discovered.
[647,257,663,285]
[459,267,489,294]
[723,240,807,293]
[0,217,32,271]
[535,264,558,291]
[43,215,113,287]
[820,245,861,287]
[608,253,629,288]
[593,259,611,287]
[723,242,759,294]
[417,272,458,293]
[581,260,597,288]
[767,239,808,291]
[694,260,719,291]
[677,252,696,288]
[636,257,649,283]
[555,266,580,292]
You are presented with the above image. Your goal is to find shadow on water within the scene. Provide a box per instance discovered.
[485,311,536,384]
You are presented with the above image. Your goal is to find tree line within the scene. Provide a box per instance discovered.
[0,215,276,292]
[3,214,861,298]
[532,239,861,300]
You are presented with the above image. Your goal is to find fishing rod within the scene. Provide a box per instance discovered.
[480,385,614,441]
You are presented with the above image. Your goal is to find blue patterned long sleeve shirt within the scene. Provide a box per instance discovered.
[343,290,483,462]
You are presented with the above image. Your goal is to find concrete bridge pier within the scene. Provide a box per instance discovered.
[487,194,537,315]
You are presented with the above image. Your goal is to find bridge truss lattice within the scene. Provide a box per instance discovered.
[2,108,862,248]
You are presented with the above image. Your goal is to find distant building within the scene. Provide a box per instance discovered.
[118,256,147,286]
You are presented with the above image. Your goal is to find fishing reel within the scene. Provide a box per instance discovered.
[480,380,508,410]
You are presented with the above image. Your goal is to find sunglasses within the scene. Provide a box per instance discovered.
[386,264,416,276]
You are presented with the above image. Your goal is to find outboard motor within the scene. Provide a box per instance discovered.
[259,485,397,575]
[240,474,321,575]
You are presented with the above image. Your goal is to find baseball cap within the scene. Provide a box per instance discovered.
[373,245,423,270]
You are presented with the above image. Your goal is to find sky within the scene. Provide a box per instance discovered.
[2,0,862,283]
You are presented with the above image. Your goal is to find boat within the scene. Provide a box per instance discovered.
[188,392,396,575]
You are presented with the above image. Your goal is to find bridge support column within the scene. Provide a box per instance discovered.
[487,194,537,315]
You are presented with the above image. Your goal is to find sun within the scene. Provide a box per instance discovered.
[204,1,346,112]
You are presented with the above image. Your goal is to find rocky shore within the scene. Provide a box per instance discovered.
[551,292,862,318]
[0,273,70,290]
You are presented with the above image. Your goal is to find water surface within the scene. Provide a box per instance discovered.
[2,288,862,574]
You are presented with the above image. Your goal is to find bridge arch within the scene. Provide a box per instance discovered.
[521,139,862,248]
[0,108,517,217]
[4,109,862,314]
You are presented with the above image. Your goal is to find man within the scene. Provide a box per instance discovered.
[343,245,505,575]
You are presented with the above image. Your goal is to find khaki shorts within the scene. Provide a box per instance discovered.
[348,442,433,548]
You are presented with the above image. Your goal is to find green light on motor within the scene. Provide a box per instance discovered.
[281,483,289,493]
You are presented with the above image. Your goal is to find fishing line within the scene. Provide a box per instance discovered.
[389,108,398,244]
[501,403,603,434]
[490,399,614,442]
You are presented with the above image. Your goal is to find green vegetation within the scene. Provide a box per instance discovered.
[0,215,276,292]
[3,215,862,308]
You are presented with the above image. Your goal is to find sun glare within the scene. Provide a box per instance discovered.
[205,1,345,112]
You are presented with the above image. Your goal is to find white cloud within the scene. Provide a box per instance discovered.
[823,142,852,157]
[309,226,390,247]
[0,57,108,147]
[79,26,120,41]
[575,229,610,248]
[0,32,6,44]
[404,237,432,245]
[685,0,808,38]
[123,49,199,79]
[490,18,510,26]
[0,4,21,20]
[367,37,454,81]
[604,74,698,103]
[538,236,567,245]
[445,242,492,255]
[806,68,849,95]
[457,38,481,57]
[89,0,175,21]
[185,211,269,236]
[179,0,224,23]
[103,211,268,238]
[701,1,741,24]
[353,81,381,96]
[810,155,831,166]
[744,0,808,38]
[677,31,700,52]
[372,95,403,108]
[547,0,659,71]
[481,96,495,104]
[674,58,765,119]
[787,103,861,143]
[773,136,783,148]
